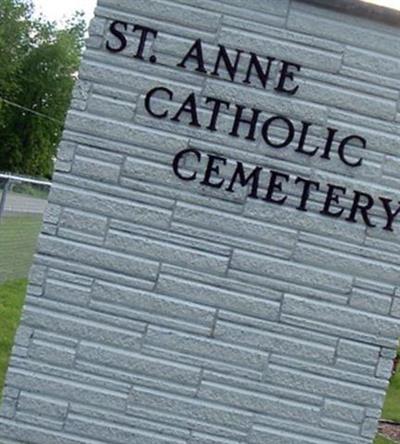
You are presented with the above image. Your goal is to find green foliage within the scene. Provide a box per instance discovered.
[374,435,396,444]
[0,0,86,178]
[0,279,27,397]
[0,0,32,108]
[381,363,400,423]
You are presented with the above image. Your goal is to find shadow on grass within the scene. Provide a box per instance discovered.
[0,215,42,283]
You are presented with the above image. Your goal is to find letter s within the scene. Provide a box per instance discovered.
[106,21,128,53]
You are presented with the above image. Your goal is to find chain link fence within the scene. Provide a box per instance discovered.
[0,174,50,283]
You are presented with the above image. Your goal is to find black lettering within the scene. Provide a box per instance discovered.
[106,21,128,53]
[380,198,400,231]
[227,162,262,198]
[177,39,207,73]
[295,177,320,211]
[171,93,201,127]
[262,116,295,149]
[172,149,201,181]
[229,105,261,141]
[205,97,230,132]
[346,191,376,227]
[275,61,301,95]
[201,155,227,188]
[295,122,318,157]
[320,184,346,218]
[212,45,243,82]
[338,135,365,167]
[243,53,275,89]
[144,87,173,119]
[264,171,289,205]
[132,25,158,60]
[320,127,338,160]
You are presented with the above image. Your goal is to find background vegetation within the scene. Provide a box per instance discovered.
[0,0,85,178]
[0,279,26,394]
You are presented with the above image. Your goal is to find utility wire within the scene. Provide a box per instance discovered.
[0,97,64,125]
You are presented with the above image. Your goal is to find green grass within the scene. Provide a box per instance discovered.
[381,360,400,423]
[0,214,40,397]
[375,435,397,444]
[0,215,42,282]
[0,279,27,396]
[373,353,400,443]
[11,183,49,200]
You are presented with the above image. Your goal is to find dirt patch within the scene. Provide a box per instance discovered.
[379,421,400,442]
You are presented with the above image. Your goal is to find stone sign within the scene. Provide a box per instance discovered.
[1,1,400,443]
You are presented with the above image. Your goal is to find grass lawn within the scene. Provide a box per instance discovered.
[375,435,398,444]
[373,355,400,444]
[0,215,42,282]
[0,279,27,396]
[381,363,400,423]
[11,183,49,200]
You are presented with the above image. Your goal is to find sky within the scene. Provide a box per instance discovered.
[363,0,400,8]
[34,0,400,21]
[32,0,400,23]
[33,0,97,24]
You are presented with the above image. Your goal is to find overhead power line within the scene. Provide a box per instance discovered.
[0,97,64,125]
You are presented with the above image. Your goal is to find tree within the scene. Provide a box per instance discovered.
[0,0,32,121]
[0,0,85,178]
